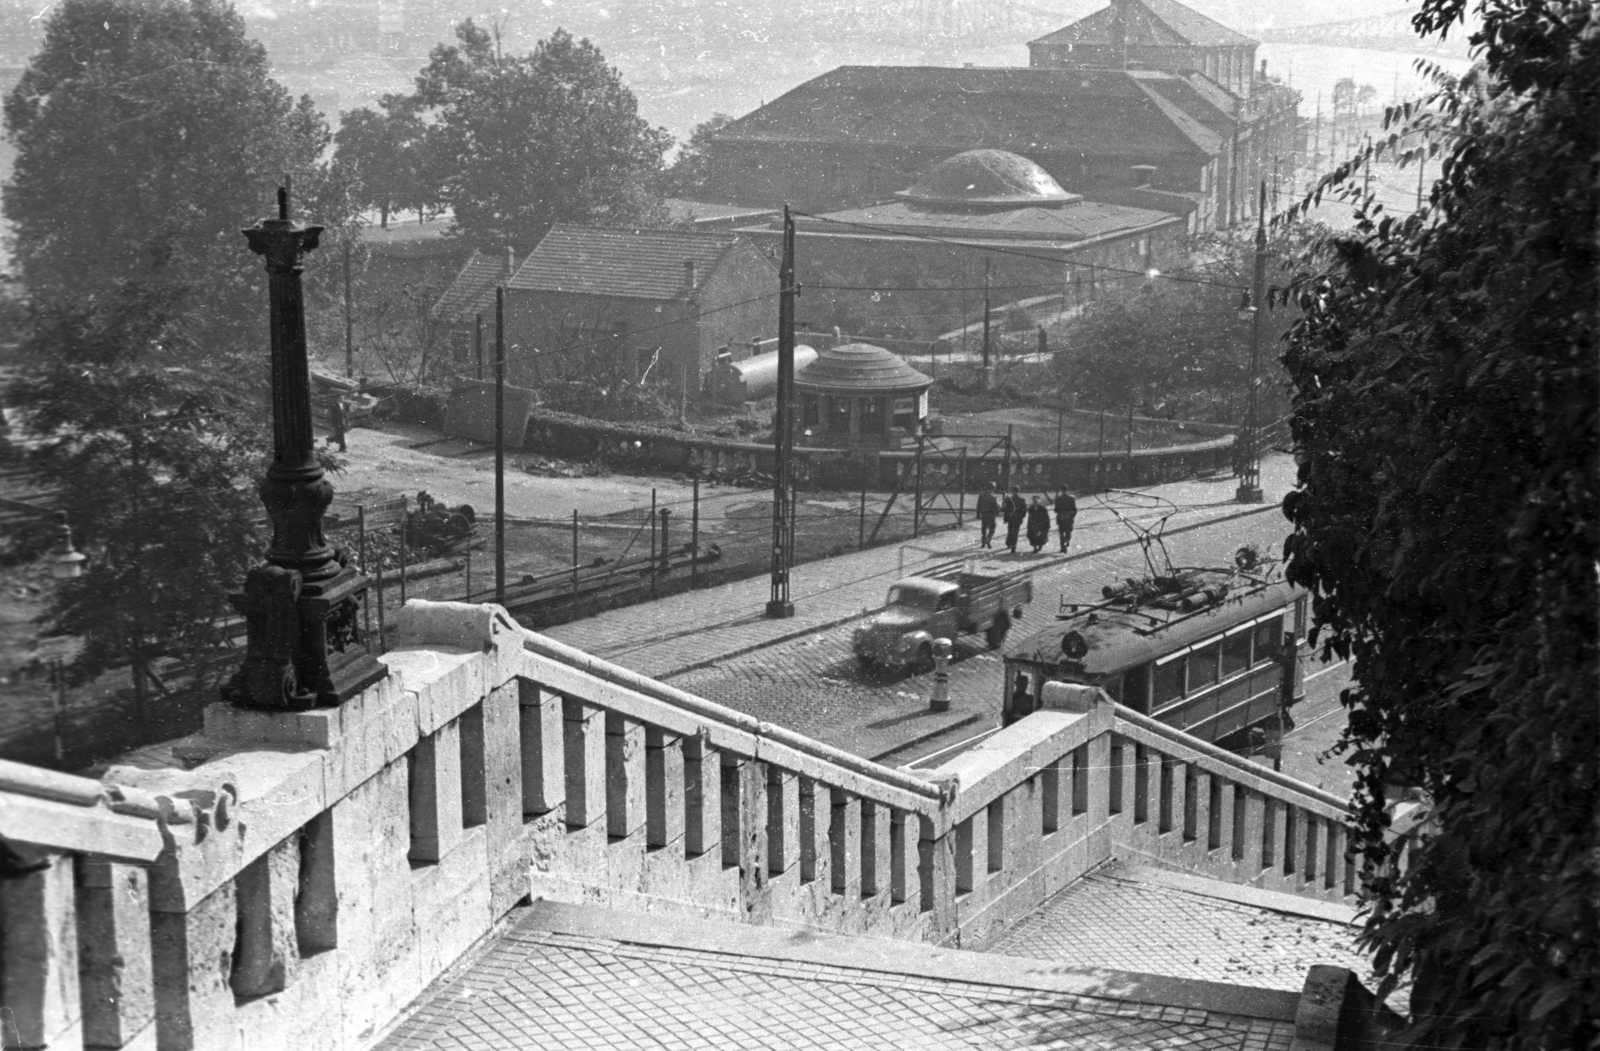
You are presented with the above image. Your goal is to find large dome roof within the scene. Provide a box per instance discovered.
[795,343,931,393]
[896,150,1078,208]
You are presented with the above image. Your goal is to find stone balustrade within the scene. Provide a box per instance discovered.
[0,601,1358,1051]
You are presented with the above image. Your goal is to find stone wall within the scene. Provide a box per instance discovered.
[0,600,1364,1050]
[521,406,1236,492]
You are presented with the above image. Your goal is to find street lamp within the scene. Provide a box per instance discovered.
[1235,182,1268,505]
[50,512,86,580]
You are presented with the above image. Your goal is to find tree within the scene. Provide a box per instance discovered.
[2,0,353,353]
[398,21,671,249]
[664,113,734,199]
[1051,225,1322,421]
[2,289,268,704]
[334,97,447,229]
[1279,1,1597,1046]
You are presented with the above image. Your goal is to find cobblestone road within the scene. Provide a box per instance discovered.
[546,456,1301,681]
[664,511,1299,763]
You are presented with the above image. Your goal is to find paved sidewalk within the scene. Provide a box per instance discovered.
[546,455,1300,680]
[376,900,1300,1051]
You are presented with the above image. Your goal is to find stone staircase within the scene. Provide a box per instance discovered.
[0,599,1403,1051]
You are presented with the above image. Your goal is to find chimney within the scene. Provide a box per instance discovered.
[683,257,697,289]
[1131,164,1158,188]
[505,245,516,276]
[1109,0,1128,69]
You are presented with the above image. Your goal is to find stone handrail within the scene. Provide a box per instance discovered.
[0,599,1358,1051]
[521,629,946,805]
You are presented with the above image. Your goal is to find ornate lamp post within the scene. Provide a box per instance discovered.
[224,185,387,710]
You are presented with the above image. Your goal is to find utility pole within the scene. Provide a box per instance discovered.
[766,206,797,618]
[1235,182,1268,504]
[1312,93,1322,170]
[1416,140,1427,212]
[981,258,993,386]
[343,240,354,377]
[475,314,484,382]
[495,287,506,604]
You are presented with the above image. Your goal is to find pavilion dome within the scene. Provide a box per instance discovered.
[896,150,1078,208]
[795,343,931,394]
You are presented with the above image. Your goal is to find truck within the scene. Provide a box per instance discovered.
[852,563,1033,673]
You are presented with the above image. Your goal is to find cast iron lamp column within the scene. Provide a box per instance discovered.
[224,185,387,709]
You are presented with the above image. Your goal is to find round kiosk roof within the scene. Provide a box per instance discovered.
[795,343,932,394]
[896,149,1078,208]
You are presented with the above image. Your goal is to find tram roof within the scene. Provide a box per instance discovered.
[1005,577,1302,675]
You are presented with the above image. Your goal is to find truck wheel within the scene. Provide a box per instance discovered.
[913,644,934,675]
[985,615,1011,650]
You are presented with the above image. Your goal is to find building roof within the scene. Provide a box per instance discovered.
[432,248,515,323]
[715,66,1222,160]
[508,225,761,301]
[1030,0,1257,50]
[897,150,1080,207]
[796,343,932,394]
[802,195,1177,246]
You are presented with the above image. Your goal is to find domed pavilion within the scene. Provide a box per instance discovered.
[895,149,1081,210]
[794,342,932,450]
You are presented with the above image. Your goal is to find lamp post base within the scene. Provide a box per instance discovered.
[1234,484,1264,504]
[765,600,795,619]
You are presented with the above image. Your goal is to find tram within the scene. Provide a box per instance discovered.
[1001,565,1309,752]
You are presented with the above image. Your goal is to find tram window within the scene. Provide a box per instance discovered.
[1123,665,1150,714]
[1153,657,1185,709]
[1190,642,1220,690]
[1253,616,1283,664]
[1222,630,1252,677]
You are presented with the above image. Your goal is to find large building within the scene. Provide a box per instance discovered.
[1028,0,1299,228]
[698,0,1297,232]
[498,225,775,395]
[738,149,1186,339]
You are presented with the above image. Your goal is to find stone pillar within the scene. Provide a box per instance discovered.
[77,859,156,1049]
[519,681,564,816]
[1,850,81,1050]
[645,728,686,851]
[231,834,301,999]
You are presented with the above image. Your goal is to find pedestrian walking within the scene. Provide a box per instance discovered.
[1026,495,1051,553]
[1054,488,1078,553]
[976,482,999,548]
[1002,486,1026,553]
[328,396,348,453]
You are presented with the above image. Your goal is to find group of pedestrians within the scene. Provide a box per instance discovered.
[975,483,1077,555]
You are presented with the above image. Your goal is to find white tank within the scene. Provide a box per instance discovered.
[712,345,818,403]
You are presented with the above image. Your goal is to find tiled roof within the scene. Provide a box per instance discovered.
[795,343,932,393]
[508,225,751,300]
[432,249,513,323]
[1031,0,1257,49]
[716,66,1222,159]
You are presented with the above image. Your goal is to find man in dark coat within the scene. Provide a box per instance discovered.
[1026,495,1051,553]
[975,482,999,548]
[328,396,348,453]
[1054,488,1078,552]
[1002,486,1026,553]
